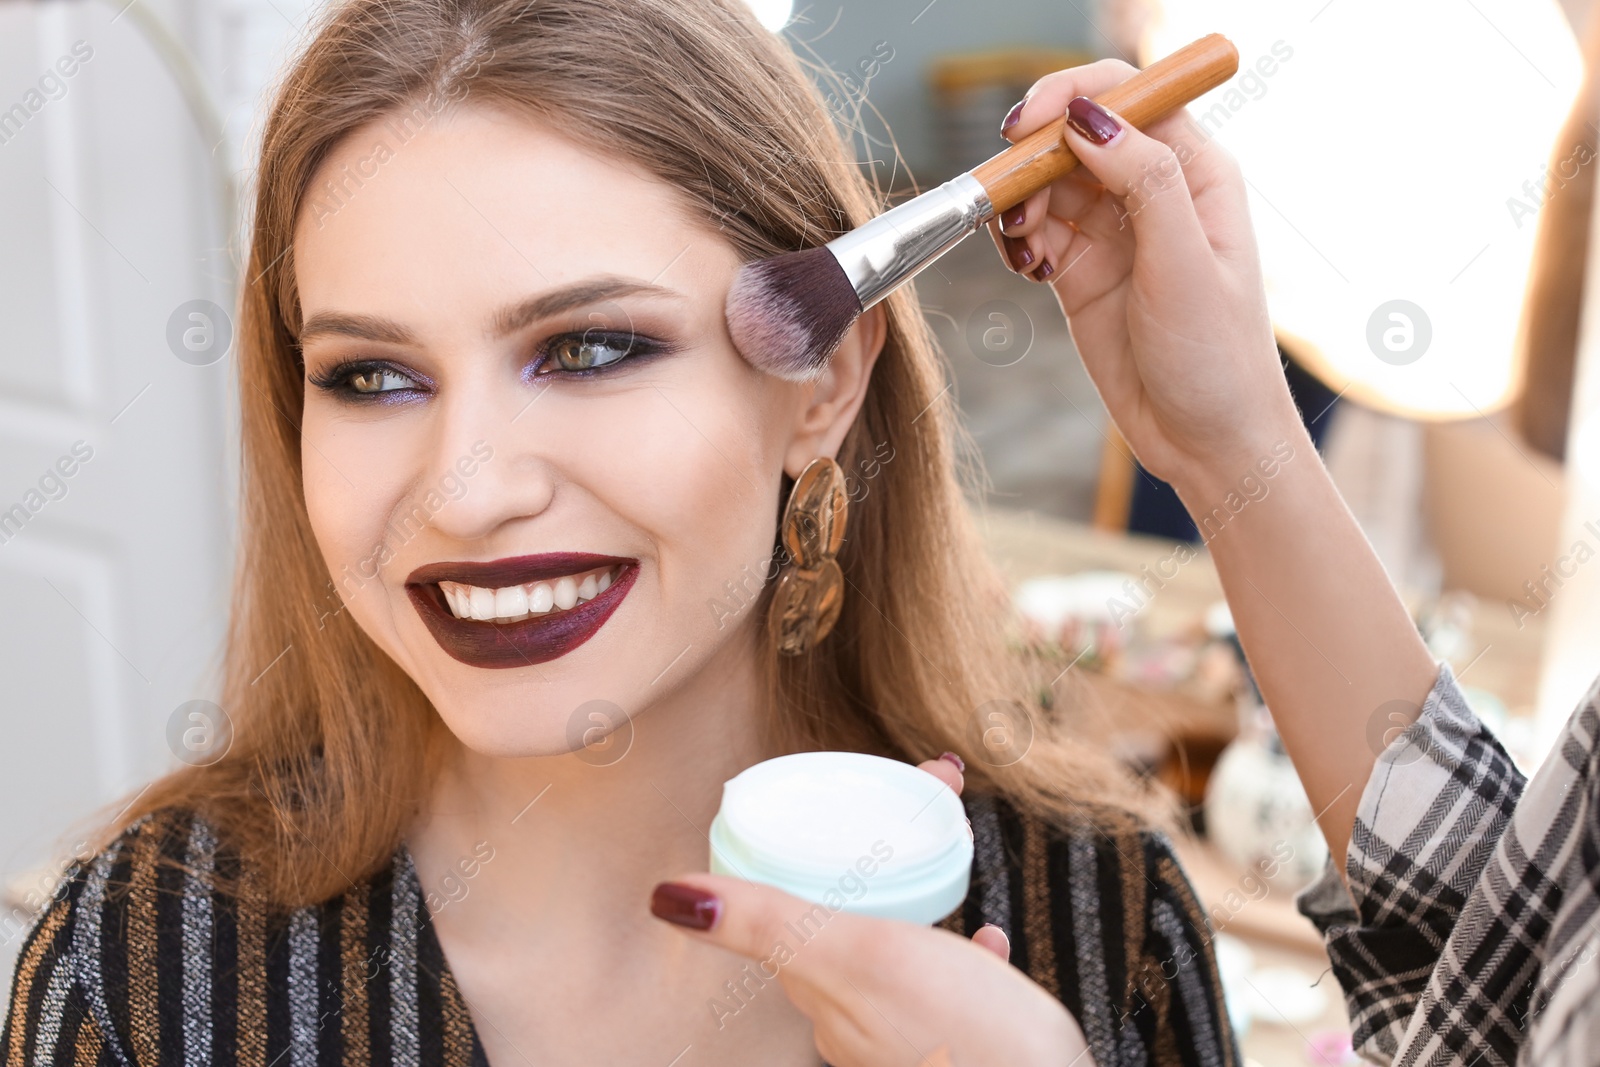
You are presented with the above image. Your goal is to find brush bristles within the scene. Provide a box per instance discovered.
[725,246,863,383]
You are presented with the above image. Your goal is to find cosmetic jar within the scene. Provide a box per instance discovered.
[709,751,973,925]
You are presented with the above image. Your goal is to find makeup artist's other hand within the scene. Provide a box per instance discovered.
[648,757,1093,1067]
[989,61,1303,488]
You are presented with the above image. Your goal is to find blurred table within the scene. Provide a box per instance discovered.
[975,506,1548,1065]
[976,506,1547,712]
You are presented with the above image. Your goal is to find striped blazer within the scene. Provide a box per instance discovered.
[5,793,1239,1066]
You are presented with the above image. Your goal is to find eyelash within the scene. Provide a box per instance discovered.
[306,330,671,402]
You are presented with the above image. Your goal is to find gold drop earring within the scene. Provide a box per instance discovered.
[769,456,848,656]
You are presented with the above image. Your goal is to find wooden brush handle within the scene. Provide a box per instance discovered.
[970,34,1240,214]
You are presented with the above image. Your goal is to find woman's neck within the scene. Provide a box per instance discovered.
[406,624,777,951]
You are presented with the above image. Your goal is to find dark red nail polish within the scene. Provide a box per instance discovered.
[651,882,721,931]
[1002,206,1026,232]
[939,751,965,772]
[1037,260,1055,280]
[1001,98,1026,133]
[1065,96,1121,146]
[1003,235,1033,269]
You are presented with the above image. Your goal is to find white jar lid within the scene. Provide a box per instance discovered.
[709,751,973,925]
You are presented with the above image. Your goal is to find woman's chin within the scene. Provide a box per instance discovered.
[422,683,638,764]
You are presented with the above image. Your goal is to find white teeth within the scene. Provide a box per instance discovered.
[495,585,528,618]
[529,581,554,613]
[437,566,620,624]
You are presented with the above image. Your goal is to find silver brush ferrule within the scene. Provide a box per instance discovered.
[825,172,994,310]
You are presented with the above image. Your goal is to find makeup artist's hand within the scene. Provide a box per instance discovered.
[990,62,1444,877]
[649,756,1094,1067]
[988,60,1303,488]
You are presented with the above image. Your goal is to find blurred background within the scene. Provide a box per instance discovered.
[2,0,1598,1060]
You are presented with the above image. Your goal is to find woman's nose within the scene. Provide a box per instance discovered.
[419,380,557,543]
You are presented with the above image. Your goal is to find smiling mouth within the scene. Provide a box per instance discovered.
[437,562,622,622]
[406,553,638,669]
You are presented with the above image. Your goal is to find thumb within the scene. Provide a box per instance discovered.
[971,923,1010,961]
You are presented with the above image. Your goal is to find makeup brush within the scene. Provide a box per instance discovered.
[726,34,1240,381]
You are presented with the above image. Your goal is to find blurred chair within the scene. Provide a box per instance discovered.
[928,48,1093,181]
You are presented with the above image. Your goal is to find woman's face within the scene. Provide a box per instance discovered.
[294,104,836,756]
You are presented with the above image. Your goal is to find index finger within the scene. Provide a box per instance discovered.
[1003,58,1139,142]
[1002,57,1212,174]
[650,872,892,975]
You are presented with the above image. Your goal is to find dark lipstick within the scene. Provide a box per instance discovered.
[406,552,638,669]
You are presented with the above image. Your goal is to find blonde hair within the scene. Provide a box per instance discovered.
[119,0,1160,906]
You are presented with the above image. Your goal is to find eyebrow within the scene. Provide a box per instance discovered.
[297,276,685,346]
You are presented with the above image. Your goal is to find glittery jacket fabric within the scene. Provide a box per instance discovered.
[4,794,1237,1066]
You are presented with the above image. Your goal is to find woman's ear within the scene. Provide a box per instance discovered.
[782,305,887,478]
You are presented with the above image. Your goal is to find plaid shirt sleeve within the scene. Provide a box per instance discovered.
[1295,662,1529,1065]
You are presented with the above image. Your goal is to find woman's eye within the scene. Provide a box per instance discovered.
[307,362,423,400]
[541,333,638,374]
[348,368,417,393]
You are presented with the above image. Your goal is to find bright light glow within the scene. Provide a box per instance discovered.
[1147,0,1582,419]
[1575,411,1600,493]
[744,0,794,31]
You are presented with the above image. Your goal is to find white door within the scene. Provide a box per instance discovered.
[0,0,250,982]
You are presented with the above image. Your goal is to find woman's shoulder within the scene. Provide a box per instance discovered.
[2,806,434,1067]
[3,807,220,1065]
[21,807,239,924]
[6,804,431,969]
[942,789,1238,1066]
[9,807,224,943]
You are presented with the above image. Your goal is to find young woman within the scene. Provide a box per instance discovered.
[3,1,1242,1065]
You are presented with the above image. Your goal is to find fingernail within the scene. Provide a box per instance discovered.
[1002,205,1026,232]
[1065,96,1121,146]
[1000,97,1026,133]
[1037,259,1055,280]
[939,751,965,772]
[1002,235,1033,269]
[650,882,721,931]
